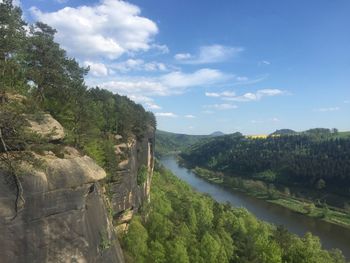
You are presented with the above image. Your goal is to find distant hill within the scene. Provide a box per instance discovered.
[157,128,350,157]
[155,130,210,157]
[210,131,225,137]
[269,129,298,136]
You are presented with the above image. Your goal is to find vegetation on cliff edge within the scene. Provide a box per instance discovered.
[122,162,346,263]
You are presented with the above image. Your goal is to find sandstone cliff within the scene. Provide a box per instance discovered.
[0,114,155,263]
[110,129,155,234]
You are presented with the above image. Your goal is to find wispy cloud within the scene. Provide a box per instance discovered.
[55,0,69,4]
[314,107,340,112]
[205,91,236,97]
[155,112,178,118]
[151,44,169,54]
[230,74,269,87]
[174,45,244,64]
[174,53,192,60]
[184,114,196,118]
[259,60,271,66]
[205,89,286,102]
[161,68,228,88]
[145,102,162,110]
[204,104,238,110]
[111,59,168,73]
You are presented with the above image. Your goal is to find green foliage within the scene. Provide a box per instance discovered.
[123,164,345,263]
[99,230,111,252]
[181,133,350,200]
[123,216,149,262]
[155,130,210,157]
[315,178,326,190]
[254,169,277,182]
[137,165,148,186]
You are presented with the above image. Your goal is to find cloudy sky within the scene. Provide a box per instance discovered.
[21,0,350,134]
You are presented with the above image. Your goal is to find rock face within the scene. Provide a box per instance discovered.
[27,113,65,141]
[0,147,124,263]
[0,113,155,262]
[110,127,155,233]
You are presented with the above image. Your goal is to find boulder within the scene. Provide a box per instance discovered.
[27,113,65,141]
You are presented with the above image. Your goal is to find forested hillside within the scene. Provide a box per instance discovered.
[155,130,209,157]
[0,0,155,177]
[122,163,346,263]
[180,132,350,201]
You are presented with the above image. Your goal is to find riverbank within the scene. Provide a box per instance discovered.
[190,166,350,229]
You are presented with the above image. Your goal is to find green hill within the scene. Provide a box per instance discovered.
[155,130,210,157]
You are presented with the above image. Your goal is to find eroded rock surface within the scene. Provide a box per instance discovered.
[0,148,124,263]
[111,126,155,230]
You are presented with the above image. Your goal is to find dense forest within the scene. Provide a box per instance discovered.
[0,0,155,178]
[155,130,210,157]
[180,132,350,204]
[123,162,346,263]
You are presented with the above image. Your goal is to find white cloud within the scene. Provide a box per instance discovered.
[112,59,167,72]
[204,104,238,110]
[125,94,161,110]
[146,103,161,110]
[55,0,69,4]
[30,0,158,59]
[99,80,169,96]
[151,44,169,54]
[161,68,227,88]
[13,0,21,6]
[205,91,236,98]
[184,114,196,118]
[231,74,268,87]
[344,100,350,104]
[175,45,244,64]
[174,53,192,60]
[127,94,153,103]
[144,62,167,72]
[94,68,228,98]
[259,60,271,66]
[155,112,178,118]
[84,61,108,77]
[222,89,285,102]
[314,107,340,112]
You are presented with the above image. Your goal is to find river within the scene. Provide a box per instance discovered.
[160,156,350,258]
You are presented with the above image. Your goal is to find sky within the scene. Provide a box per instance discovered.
[19,0,350,135]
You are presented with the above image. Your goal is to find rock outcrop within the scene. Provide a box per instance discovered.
[110,127,155,233]
[0,113,155,262]
[0,147,124,263]
[26,113,65,141]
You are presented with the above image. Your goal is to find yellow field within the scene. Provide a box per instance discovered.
[246,134,268,139]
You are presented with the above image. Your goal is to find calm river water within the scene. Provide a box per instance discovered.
[160,156,350,258]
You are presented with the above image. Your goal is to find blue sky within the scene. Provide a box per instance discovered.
[20,0,350,134]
